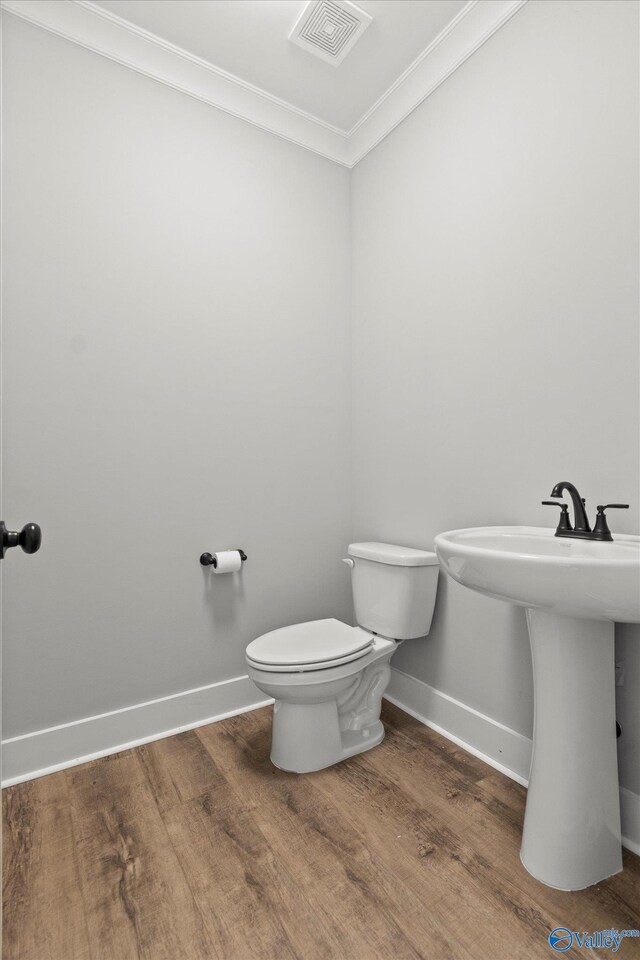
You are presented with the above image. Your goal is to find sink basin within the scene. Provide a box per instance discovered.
[434,525,640,891]
[435,525,640,621]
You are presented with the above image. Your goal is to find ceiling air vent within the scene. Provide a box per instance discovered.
[289,0,372,67]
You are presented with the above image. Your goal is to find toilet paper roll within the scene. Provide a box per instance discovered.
[212,550,243,574]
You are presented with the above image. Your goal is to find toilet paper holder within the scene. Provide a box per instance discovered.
[200,549,247,568]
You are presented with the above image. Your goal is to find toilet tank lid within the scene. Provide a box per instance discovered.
[348,542,439,566]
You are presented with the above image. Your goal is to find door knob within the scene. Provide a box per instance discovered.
[1,521,42,559]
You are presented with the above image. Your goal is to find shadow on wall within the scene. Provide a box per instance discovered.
[393,572,534,738]
[202,566,245,634]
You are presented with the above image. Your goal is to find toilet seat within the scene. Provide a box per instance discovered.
[246,618,373,673]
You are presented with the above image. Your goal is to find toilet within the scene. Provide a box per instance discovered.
[246,542,439,773]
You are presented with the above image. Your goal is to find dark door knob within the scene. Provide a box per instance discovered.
[1,521,42,559]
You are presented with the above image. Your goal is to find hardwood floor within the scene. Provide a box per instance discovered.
[3,702,640,960]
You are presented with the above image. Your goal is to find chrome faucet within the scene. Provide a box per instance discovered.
[542,480,629,542]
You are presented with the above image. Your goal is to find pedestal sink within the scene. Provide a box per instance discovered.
[434,526,640,891]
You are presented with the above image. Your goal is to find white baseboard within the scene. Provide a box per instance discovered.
[620,787,640,856]
[385,667,532,783]
[2,674,272,787]
[385,667,640,856]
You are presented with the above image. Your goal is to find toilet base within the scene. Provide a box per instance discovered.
[268,653,393,774]
[272,720,385,773]
[271,700,384,773]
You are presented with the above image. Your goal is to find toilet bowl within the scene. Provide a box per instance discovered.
[247,621,396,773]
[246,542,439,773]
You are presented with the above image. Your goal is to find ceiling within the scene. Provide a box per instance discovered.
[90,0,469,132]
[2,0,527,165]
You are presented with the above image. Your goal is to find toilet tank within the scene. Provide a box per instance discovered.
[347,542,439,640]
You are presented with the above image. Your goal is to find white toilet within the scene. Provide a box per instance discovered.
[246,542,439,773]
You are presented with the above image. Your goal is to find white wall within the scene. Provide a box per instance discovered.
[2,17,352,738]
[351,0,640,790]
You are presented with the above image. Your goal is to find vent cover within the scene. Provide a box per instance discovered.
[289,1,372,67]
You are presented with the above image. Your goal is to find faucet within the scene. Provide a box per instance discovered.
[550,480,591,533]
[542,481,629,541]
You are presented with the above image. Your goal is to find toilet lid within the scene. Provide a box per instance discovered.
[246,619,373,669]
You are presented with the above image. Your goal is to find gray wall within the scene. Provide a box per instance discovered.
[2,17,352,737]
[3,1,639,800]
[351,0,640,789]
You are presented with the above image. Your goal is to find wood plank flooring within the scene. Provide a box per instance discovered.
[4,702,640,960]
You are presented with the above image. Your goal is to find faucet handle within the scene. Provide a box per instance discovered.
[541,501,572,532]
[592,504,629,542]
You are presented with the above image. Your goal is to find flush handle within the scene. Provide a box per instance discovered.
[342,557,354,568]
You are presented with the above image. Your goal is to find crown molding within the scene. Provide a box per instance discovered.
[346,0,528,165]
[0,0,351,163]
[1,0,527,167]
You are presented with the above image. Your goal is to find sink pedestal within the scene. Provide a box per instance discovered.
[435,525,639,890]
[521,609,622,890]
